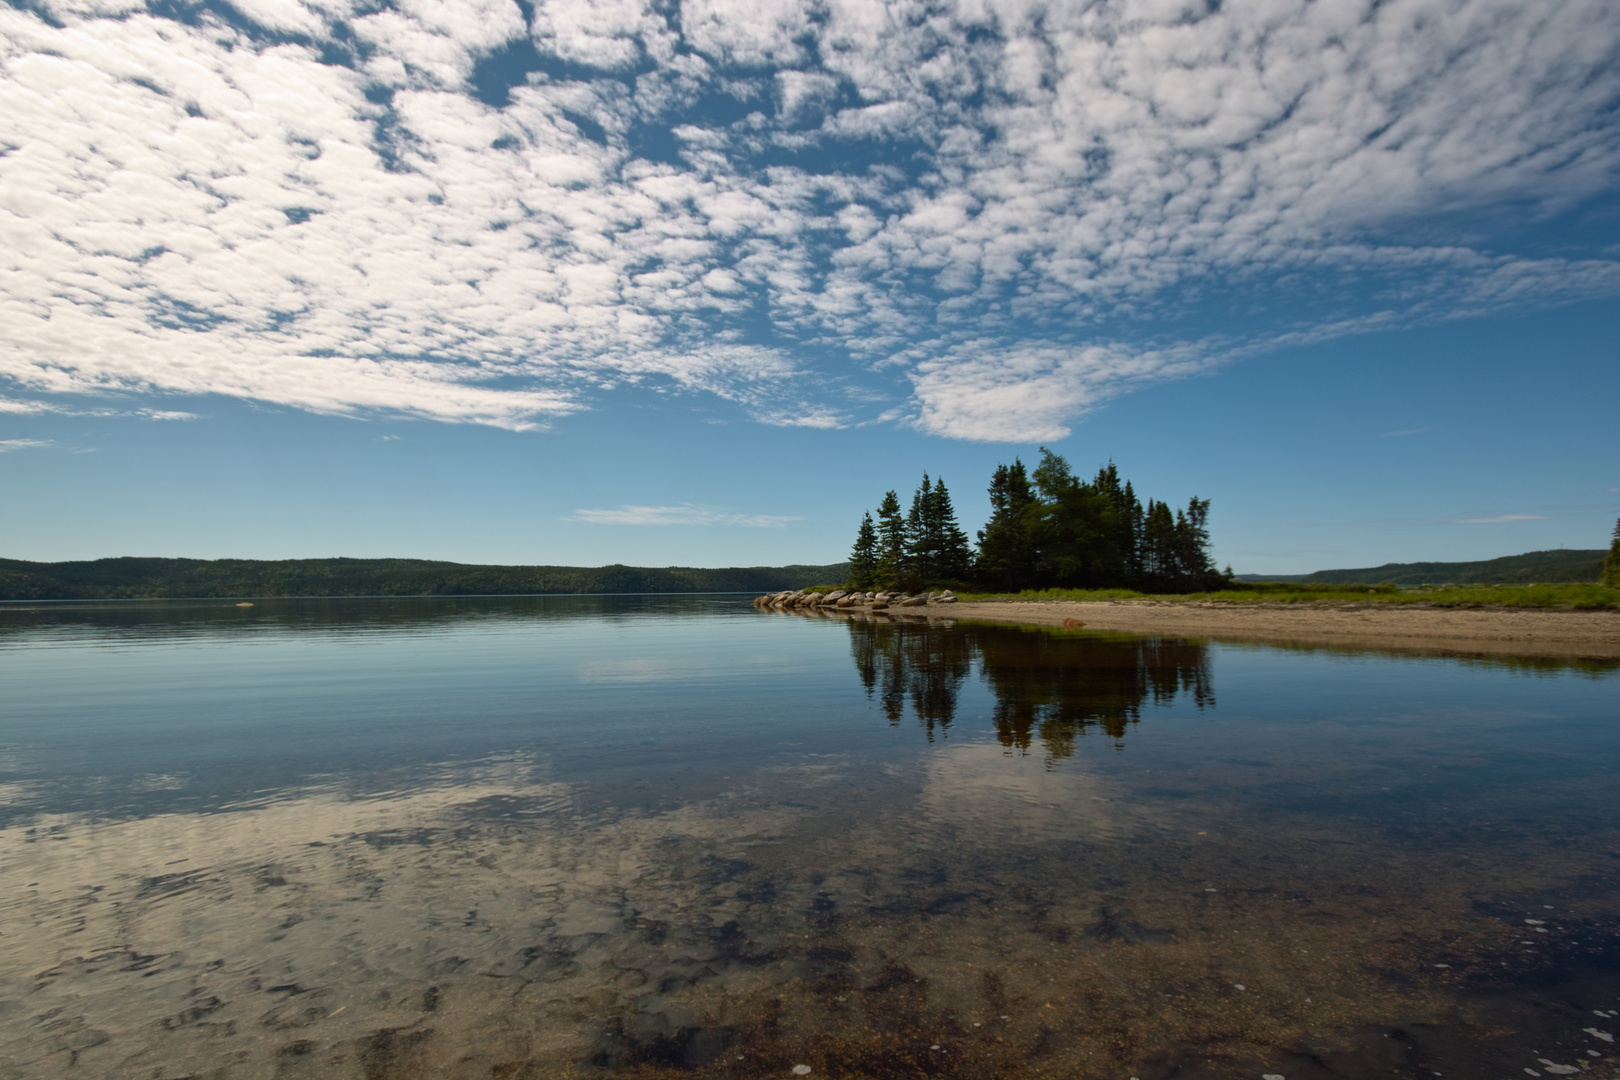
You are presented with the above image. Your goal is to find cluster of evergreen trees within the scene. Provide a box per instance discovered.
[848,449,1224,593]
[847,473,973,589]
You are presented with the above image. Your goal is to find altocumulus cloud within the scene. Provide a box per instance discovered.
[2,0,1618,439]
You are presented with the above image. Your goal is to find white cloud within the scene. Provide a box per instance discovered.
[0,397,54,414]
[570,504,801,526]
[1453,514,1548,524]
[1,0,1617,437]
[0,438,52,451]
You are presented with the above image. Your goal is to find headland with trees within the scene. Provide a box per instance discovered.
[846,448,1225,594]
[833,457,1617,613]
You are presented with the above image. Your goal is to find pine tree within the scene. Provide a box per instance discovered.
[849,512,878,589]
[1606,516,1620,587]
[875,490,907,585]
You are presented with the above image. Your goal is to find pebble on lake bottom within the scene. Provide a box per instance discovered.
[792,1066,812,1076]
[1262,1073,1286,1079]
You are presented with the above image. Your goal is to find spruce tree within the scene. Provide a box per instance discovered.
[1122,479,1144,582]
[975,459,1036,591]
[1606,516,1620,587]
[905,472,935,581]
[1172,497,1215,587]
[875,490,907,585]
[849,512,878,589]
[934,477,972,581]
[1141,499,1177,584]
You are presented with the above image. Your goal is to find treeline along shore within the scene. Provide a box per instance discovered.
[0,557,851,601]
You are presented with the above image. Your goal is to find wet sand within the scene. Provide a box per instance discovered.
[942,601,1620,660]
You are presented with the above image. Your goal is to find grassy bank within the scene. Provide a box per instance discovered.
[953,581,1619,610]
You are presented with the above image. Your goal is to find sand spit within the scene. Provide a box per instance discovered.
[938,600,1620,660]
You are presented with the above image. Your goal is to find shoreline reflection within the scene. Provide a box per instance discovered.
[848,619,1213,757]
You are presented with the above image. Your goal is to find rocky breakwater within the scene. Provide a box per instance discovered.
[752,587,958,612]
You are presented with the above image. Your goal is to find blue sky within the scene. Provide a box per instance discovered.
[1,0,1617,573]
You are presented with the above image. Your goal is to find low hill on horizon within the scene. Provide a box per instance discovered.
[1238,548,1605,586]
[0,556,849,601]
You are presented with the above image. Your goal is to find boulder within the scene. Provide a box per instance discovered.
[869,601,888,610]
[936,595,958,604]
[900,595,928,607]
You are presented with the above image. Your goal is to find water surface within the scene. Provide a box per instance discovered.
[1,597,1617,1079]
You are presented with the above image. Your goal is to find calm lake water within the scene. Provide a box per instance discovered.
[1,596,1617,1080]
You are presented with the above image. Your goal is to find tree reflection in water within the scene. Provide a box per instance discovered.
[847,619,1213,761]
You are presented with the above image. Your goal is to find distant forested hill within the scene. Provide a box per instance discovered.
[1238,549,1605,586]
[0,557,848,601]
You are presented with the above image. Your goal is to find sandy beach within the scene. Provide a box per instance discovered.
[938,599,1620,661]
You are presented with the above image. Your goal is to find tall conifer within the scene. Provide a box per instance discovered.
[934,477,972,581]
[875,490,906,585]
[849,512,879,589]
[904,472,935,580]
[975,459,1036,590]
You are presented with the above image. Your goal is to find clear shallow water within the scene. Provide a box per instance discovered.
[0,596,1617,1080]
